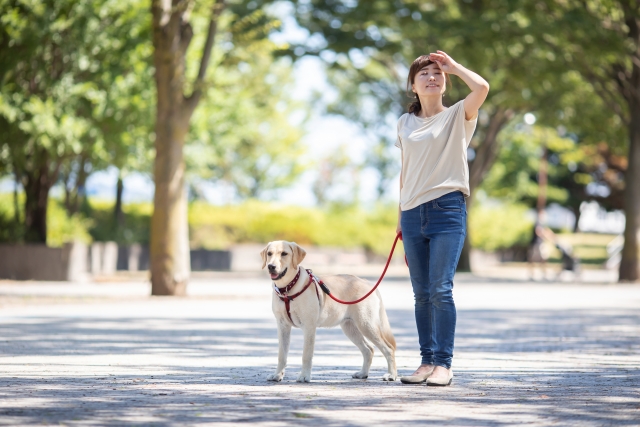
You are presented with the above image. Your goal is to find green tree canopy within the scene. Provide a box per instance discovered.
[0,0,152,242]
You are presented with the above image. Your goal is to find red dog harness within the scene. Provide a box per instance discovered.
[273,268,320,326]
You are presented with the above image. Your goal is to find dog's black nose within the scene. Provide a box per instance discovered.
[268,264,276,271]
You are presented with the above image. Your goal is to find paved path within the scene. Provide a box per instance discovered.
[0,273,639,426]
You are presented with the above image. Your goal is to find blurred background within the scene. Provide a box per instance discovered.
[1,0,638,289]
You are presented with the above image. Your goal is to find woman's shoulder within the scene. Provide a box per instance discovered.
[397,112,411,129]
[448,99,466,113]
[440,99,466,122]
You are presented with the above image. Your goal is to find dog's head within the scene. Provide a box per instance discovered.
[260,241,306,282]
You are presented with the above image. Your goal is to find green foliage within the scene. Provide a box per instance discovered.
[0,0,153,171]
[85,199,151,245]
[3,198,395,256]
[46,200,93,247]
[553,233,616,266]
[185,8,309,199]
[0,0,153,241]
[0,0,307,246]
[0,194,91,246]
[481,123,589,212]
[282,0,602,195]
[468,202,533,252]
[278,0,627,213]
[0,198,394,256]
[0,192,613,264]
[187,200,400,256]
[185,46,308,198]
[0,192,22,242]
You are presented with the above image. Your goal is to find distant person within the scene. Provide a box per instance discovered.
[396,51,489,386]
[555,241,581,281]
[528,218,550,280]
[528,215,580,281]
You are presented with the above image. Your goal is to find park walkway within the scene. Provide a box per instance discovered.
[0,271,638,426]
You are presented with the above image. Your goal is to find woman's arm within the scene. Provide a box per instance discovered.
[429,50,489,120]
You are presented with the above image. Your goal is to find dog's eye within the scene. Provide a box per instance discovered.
[281,252,288,256]
[267,252,273,256]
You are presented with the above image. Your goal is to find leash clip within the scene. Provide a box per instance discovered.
[307,268,331,295]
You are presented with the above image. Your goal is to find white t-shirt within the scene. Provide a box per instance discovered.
[395,99,477,211]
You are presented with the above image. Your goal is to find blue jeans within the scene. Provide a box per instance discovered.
[400,191,466,369]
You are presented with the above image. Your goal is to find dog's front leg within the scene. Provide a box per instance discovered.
[297,326,316,383]
[267,321,291,382]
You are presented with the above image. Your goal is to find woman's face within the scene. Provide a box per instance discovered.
[412,63,446,97]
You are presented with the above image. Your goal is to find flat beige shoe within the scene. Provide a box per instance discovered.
[400,366,435,384]
[426,368,453,386]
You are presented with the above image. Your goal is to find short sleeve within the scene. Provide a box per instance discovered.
[395,115,404,149]
[460,100,478,147]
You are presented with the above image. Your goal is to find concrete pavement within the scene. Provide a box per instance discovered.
[0,271,639,426]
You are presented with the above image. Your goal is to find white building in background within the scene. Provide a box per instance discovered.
[531,202,624,235]
[545,203,576,231]
[577,201,625,234]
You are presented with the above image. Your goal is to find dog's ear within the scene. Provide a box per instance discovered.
[289,242,306,269]
[260,243,270,269]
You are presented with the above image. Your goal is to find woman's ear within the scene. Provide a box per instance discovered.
[260,243,270,269]
[289,242,306,269]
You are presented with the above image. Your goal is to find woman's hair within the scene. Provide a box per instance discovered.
[406,55,451,115]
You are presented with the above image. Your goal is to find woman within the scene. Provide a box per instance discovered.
[396,51,489,386]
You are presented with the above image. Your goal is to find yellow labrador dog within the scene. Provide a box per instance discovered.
[261,240,397,383]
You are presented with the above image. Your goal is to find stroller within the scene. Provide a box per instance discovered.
[555,242,581,280]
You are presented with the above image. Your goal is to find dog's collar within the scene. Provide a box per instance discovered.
[273,267,301,295]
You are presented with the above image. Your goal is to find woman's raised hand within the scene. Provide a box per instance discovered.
[428,50,459,74]
[429,50,489,120]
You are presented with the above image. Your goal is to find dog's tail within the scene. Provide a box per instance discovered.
[377,292,396,351]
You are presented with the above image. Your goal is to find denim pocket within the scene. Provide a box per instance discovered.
[434,198,462,212]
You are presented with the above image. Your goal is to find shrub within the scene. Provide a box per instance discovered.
[0,194,92,246]
[468,202,533,252]
[47,201,93,247]
[1,194,536,257]
[187,200,400,256]
[86,199,152,245]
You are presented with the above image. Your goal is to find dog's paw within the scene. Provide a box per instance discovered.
[351,371,368,379]
[296,373,311,383]
[267,372,284,382]
[382,373,397,381]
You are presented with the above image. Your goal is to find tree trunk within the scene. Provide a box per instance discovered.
[114,175,124,227]
[457,107,513,272]
[149,0,224,296]
[619,103,640,282]
[572,206,581,233]
[150,5,191,296]
[457,193,474,272]
[23,160,55,243]
[150,115,191,296]
[62,154,89,216]
[467,108,512,189]
[13,170,21,227]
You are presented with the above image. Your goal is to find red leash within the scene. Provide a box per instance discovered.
[314,231,407,305]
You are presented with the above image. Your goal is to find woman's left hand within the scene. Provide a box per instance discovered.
[428,50,459,74]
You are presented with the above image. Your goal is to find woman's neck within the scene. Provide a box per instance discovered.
[417,95,445,118]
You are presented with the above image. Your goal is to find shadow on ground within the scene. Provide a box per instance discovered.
[0,306,638,426]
